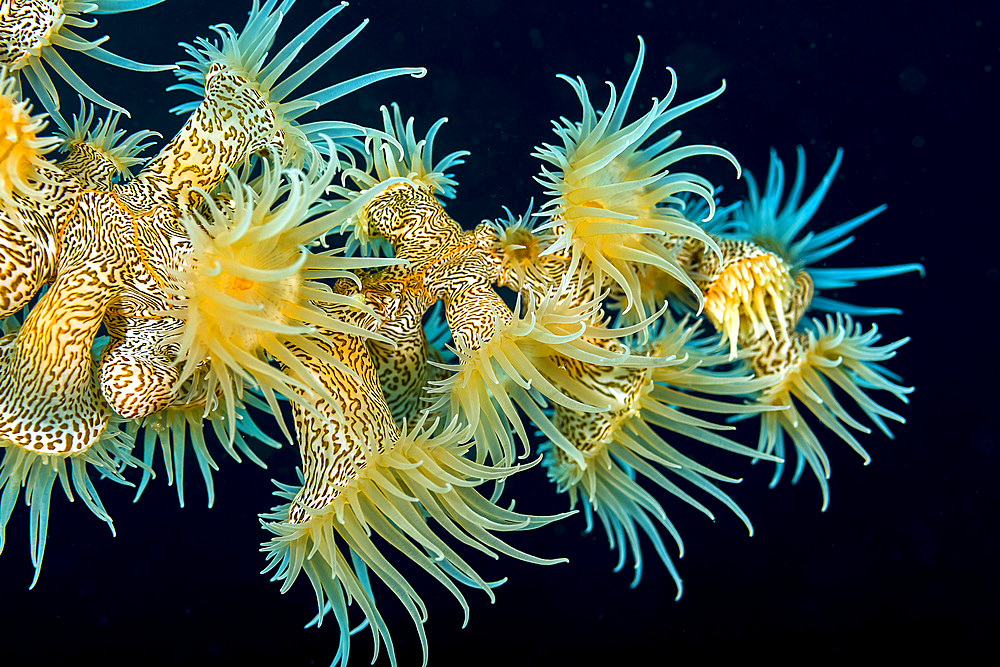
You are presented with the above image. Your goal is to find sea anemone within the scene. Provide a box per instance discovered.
[169,0,426,166]
[541,315,775,596]
[429,282,661,468]
[0,325,141,587]
[334,103,469,256]
[751,313,912,510]
[491,200,580,301]
[533,36,739,319]
[166,152,398,433]
[261,416,567,667]
[340,102,469,201]
[0,421,138,587]
[0,0,174,116]
[695,237,800,359]
[53,100,159,188]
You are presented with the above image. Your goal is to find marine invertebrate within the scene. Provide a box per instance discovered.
[533,36,738,318]
[728,146,925,316]
[750,312,912,509]
[681,148,922,508]
[540,316,774,596]
[0,0,174,116]
[0,1,922,664]
[0,66,59,211]
[167,152,396,428]
[53,100,159,188]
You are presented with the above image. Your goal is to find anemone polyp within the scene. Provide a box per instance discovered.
[168,155,390,428]
[752,314,912,510]
[700,241,796,358]
[533,36,739,319]
[0,69,57,210]
[0,1,174,116]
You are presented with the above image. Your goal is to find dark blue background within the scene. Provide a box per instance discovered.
[2,0,995,664]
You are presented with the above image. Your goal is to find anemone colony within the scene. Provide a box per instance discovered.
[0,1,922,665]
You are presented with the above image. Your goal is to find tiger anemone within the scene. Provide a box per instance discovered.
[167,153,398,432]
[261,416,569,667]
[752,313,913,510]
[53,100,159,188]
[541,315,776,596]
[428,283,661,469]
[340,102,469,200]
[0,67,59,211]
[169,0,426,167]
[334,103,469,256]
[0,326,141,587]
[0,0,174,117]
[533,36,740,320]
[490,201,575,298]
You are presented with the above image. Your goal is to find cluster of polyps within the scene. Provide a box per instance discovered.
[0,1,921,665]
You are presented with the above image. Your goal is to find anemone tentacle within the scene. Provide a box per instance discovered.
[0,66,62,212]
[133,381,282,508]
[53,99,159,187]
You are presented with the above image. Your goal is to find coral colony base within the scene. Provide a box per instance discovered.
[0,1,922,664]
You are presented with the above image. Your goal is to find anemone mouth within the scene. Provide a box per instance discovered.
[501,226,541,264]
[701,247,796,359]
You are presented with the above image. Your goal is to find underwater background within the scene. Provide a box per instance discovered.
[1,0,995,663]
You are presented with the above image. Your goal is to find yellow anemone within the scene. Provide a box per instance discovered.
[0,0,174,116]
[533,36,739,319]
[169,0,425,166]
[53,99,159,187]
[429,282,662,469]
[542,316,777,596]
[166,153,398,432]
[753,313,913,510]
[261,416,568,667]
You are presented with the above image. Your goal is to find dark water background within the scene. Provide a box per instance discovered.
[2,0,996,664]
